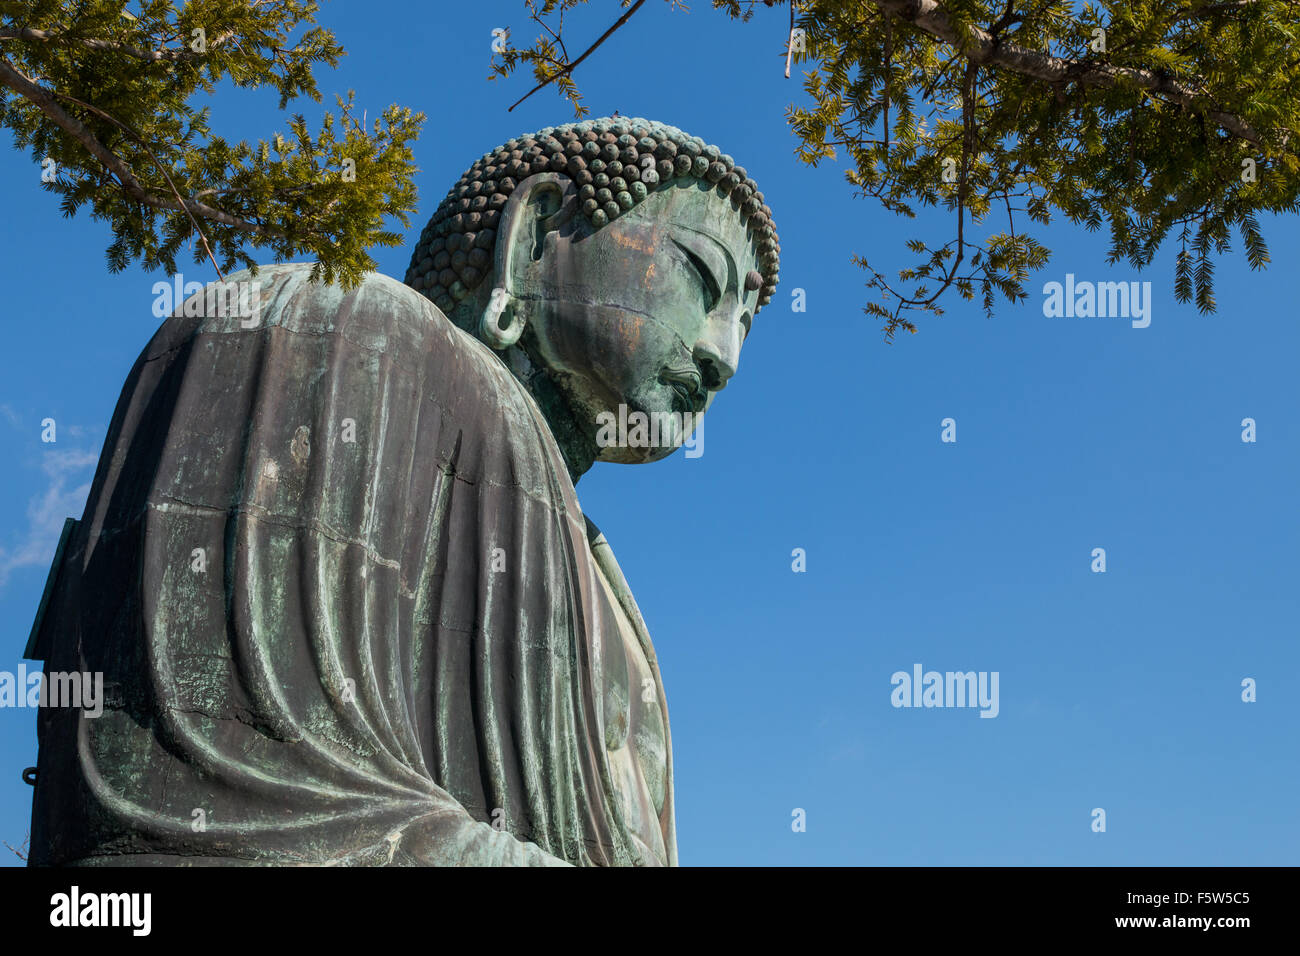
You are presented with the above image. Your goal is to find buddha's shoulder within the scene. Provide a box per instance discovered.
[148,262,504,381]
[154,263,545,446]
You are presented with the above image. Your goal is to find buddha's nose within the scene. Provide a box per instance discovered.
[693,313,745,391]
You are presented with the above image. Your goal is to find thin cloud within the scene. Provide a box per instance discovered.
[0,448,98,588]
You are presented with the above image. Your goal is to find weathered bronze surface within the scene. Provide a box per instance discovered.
[27,117,776,866]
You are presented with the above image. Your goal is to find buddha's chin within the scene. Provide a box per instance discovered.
[592,397,697,465]
[600,446,671,465]
[597,430,683,465]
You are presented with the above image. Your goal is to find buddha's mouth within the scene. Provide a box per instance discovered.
[660,368,705,416]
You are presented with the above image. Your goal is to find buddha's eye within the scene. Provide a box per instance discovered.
[672,239,721,313]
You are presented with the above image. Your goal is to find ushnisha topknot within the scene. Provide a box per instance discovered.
[403,116,780,317]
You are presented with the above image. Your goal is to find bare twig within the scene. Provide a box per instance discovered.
[4,833,29,862]
[508,0,648,112]
[785,0,795,78]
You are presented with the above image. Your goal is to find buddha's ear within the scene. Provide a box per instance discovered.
[492,172,579,301]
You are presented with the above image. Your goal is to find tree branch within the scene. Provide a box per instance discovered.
[49,90,227,278]
[507,0,648,112]
[870,0,1266,146]
[785,0,796,78]
[0,54,278,237]
[0,26,233,62]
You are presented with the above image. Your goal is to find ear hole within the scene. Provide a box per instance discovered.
[529,182,564,261]
[532,183,562,217]
[531,220,547,262]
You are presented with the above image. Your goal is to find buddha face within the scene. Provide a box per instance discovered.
[515,180,763,464]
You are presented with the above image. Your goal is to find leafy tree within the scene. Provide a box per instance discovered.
[493,0,1300,337]
[0,0,424,285]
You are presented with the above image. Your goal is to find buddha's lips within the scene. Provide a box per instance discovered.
[660,369,705,415]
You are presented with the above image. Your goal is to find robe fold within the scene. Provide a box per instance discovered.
[27,263,676,867]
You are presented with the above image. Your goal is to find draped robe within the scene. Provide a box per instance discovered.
[27,263,676,866]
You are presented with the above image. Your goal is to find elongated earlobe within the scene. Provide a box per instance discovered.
[480,286,525,348]
[478,172,574,350]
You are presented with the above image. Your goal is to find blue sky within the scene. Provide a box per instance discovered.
[0,1,1295,866]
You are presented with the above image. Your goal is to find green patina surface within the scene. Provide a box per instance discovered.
[27,116,777,867]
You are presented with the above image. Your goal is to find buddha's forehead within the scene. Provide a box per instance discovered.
[604,182,758,273]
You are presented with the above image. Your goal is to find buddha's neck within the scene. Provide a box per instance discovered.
[451,289,597,485]
[517,352,598,485]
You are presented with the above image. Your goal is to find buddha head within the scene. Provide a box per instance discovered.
[403,117,779,472]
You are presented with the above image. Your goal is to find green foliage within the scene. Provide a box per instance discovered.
[489,0,590,115]
[0,0,424,286]
[789,0,1300,336]
[502,0,1300,338]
